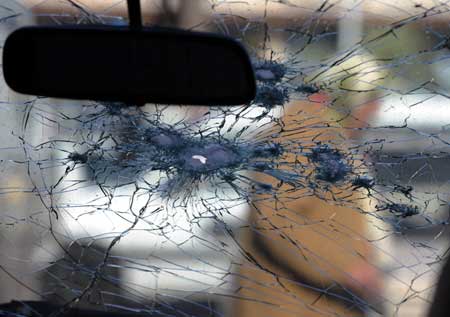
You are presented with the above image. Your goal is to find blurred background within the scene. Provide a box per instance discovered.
[1,1,450,316]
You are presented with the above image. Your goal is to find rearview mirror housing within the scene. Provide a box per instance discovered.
[3,26,256,106]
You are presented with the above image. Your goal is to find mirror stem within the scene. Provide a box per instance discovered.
[127,0,143,106]
[127,0,142,30]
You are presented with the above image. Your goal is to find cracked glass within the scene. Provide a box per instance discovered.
[0,0,450,316]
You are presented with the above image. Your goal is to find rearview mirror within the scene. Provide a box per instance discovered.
[3,26,256,106]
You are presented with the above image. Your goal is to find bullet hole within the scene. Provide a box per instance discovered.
[296,84,319,94]
[315,159,351,182]
[254,60,287,83]
[144,128,184,150]
[378,203,420,218]
[254,84,289,108]
[307,144,351,182]
[250,143,283,158]
[393,184,413,199]
[308,144,343,162]
[181,143,239,173]
[352,175,375,190]
[192,155,207,164]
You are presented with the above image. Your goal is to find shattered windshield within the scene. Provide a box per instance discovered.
[1,0,450,316]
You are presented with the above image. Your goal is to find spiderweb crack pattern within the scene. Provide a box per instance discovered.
[0,1,450,316]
